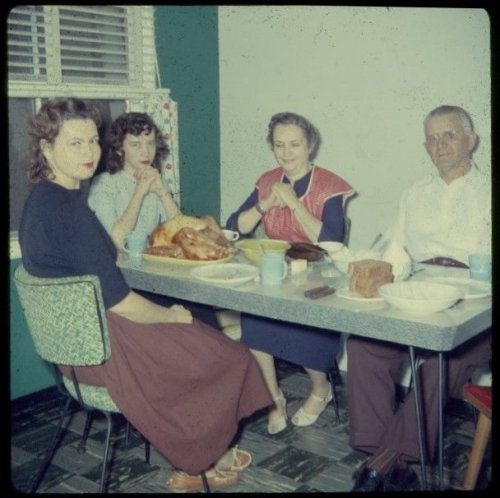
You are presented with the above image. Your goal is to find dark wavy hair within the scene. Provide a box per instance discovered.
[266,112,321,159]
[27,98,101,183]
[105,112,169,174]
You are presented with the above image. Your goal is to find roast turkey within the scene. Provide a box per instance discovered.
[145,214,234,260]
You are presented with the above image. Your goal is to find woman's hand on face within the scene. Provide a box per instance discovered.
[272,183,298,208]
[167,304,193,324]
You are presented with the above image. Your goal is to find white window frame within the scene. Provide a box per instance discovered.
[7,5,180,203]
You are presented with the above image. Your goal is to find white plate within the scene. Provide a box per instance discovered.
[337,287,385,302]
[191,263,259,285]
[420,277,491,299]
[143,253,233,266]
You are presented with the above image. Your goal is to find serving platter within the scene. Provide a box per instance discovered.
[191,263,259,285]
[142,253,233,266]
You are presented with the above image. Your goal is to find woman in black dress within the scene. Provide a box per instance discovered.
[18,97,271,493]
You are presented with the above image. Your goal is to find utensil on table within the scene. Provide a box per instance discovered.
[369,233,382,250]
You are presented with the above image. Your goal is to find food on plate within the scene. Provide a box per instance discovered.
[348,259,394,298]
[145,214,234,260]
[286,242,327,261]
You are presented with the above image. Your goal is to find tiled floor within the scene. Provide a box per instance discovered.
[10,360,491,494]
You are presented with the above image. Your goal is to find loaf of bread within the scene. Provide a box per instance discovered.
[348,259,393,298]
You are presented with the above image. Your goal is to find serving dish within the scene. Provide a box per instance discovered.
[142,253,233,266]
[236,239,290,264]
[378,281,463,314]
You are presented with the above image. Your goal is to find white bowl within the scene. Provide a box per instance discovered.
[378,281,463,314]
[235,239,291,264]
[317,241,345,256]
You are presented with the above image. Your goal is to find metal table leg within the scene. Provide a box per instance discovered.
[409,346,428,490]
[438,352,445,490]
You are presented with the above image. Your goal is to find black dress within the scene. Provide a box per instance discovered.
[19,180,271,474]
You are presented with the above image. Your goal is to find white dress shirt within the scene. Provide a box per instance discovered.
[387,165,491,265]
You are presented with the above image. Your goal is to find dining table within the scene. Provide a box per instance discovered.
[118,250,492,490]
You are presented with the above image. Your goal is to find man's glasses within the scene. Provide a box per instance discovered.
[425,130,460,146]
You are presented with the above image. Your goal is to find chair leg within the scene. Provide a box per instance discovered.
[125,420,131,445]
[30,396,73,493]
[463,412,491,490]
[328,361,341,423]
[99,412,114,493]
[201,470,211,493]
[78,410,93,453]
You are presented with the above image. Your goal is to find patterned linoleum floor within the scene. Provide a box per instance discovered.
[10,360,491,494]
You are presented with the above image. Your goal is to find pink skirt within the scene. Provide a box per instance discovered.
[60,311,271,474]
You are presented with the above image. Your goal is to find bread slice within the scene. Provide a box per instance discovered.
[348,259,393,298]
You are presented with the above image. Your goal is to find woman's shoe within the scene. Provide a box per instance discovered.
[168,468,239,493]
[267,391,287,434]
[215,446,252,472]
[291,385,333,427]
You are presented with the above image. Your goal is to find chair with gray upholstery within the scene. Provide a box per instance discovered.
[13,264,150,493]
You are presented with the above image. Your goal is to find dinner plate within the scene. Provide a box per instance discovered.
[142,253,233,266]
[420,277,491,299]
[191,263,259,285]
[337,287,385,302]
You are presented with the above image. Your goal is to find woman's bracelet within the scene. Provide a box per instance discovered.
[255,202,267,216]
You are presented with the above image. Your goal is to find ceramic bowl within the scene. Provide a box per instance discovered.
[235,239,291,264]
[378,281,463,314]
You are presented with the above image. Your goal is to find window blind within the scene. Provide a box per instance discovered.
[7,5,156,89]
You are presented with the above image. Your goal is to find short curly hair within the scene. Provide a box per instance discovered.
[27,98,101,183]
[266,112,321,159]
[105,112,169,174]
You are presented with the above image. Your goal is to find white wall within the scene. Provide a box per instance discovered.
[218,6,491,250]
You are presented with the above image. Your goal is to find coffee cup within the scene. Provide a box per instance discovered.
[260,252,288,286]
[124,231,148,255]
[223,229,240,242]
[468,253,491,281]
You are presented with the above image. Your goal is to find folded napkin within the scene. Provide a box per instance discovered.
[382,242,412,281]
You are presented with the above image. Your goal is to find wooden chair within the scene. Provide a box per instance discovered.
[462,384,492,490]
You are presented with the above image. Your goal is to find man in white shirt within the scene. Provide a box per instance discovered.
[348,106,491,492]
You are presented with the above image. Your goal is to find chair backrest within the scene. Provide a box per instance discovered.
[13,264,111,366]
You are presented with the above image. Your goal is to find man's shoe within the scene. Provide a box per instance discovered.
[168,468,239,493]
[351,466,384,492]
[383,465,420,491]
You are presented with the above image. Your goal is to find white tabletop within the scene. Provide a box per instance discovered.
[118,253,491,352]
